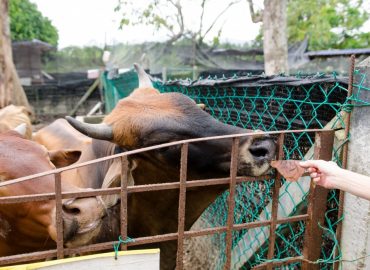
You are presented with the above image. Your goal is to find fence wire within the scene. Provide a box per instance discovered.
[153,73,349,270]
[103,67,370,269]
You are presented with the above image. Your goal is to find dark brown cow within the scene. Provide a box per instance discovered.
[0,128,108,256]
[66,64,276,269]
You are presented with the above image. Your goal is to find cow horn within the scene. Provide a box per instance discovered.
[134,63,153,88]
[13,123,27,137]
[66,116,113,141]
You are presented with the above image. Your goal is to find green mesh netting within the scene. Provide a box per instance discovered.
[103,67,370,269]
[152,73,349,270]
[102,69,139,112]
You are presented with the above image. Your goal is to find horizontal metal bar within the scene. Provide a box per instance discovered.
[0,250,56,266]
[277,214,309,224]
[252,256,304,269]
[0,214,310,266]
[0,193,55,204]
[0,129,332,188]
[67,214,309,251]
[0,176,272,204]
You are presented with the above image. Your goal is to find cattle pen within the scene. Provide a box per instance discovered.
[1,56,370,269]
[0,129,334,269]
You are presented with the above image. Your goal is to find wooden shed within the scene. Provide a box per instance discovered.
[12,39,54,85]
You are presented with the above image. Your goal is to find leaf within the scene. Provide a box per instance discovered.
[271,160,305,182]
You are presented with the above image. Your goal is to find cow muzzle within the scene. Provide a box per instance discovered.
[249,136,276,163]
[239,136,276,176]
[62,196,107,247]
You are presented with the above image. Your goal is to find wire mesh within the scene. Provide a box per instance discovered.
[102,67,370,269]
[152,74,348,269]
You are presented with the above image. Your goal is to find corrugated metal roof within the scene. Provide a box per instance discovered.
[210,45,370,59]
[12,39,54,51]
[305,48,370,58]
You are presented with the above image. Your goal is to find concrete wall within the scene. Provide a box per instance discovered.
[341,57,370,269]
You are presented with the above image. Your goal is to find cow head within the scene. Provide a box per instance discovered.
[0,128,107,254]
[66,64,276,182]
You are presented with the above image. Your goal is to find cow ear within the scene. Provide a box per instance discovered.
[49,149,81,168]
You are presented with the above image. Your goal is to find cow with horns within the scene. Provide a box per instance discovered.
[64,64,276,269]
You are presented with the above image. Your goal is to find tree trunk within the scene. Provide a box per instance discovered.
[263,0,288,75]
[0,0,32,112]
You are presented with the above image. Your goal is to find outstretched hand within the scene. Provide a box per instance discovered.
[299,160,342,189]
[299,160,370,201]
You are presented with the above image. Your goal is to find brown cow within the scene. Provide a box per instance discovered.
[0,105,32,139]
[33,119,122,203]
[66,64,276,269]
[0,128,108,256]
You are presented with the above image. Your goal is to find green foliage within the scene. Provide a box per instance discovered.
[115,0,240,45]
[9,0,58,46]
[43,46,104,73]
[116,0,176,32]
[287,0,370,50]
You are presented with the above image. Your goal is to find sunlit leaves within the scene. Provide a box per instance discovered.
[9,0,58,46]
[287,0,369,50]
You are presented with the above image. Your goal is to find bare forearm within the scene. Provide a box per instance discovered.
[331,168,370,201]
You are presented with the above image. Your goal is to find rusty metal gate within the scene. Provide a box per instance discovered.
[0,129,334,269]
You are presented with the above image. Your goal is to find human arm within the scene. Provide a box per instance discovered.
[299,160,370,201]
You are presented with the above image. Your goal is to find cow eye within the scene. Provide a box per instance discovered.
[114,146,124,154]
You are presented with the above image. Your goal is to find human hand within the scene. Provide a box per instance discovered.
[299,160,342,189]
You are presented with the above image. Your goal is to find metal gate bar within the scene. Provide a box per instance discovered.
[55,172,64,259]
[120,157,129,251]
[302,131,335,270]
[224,138,240,270]
[266,133,285,270]
[0,129,335,269]
[176,143,188,269]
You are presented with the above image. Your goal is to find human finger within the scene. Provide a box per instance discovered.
[310,172,320,178]
[299,160,320,168]
[307,167,317,173]
[313,177,321,183]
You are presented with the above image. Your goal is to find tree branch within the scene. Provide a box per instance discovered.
[165,0,184,44]
[198,0,207,39]
[201,0,241,41]
[247,0,263,23]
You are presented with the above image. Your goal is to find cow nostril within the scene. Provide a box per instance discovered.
[250,147,268,158]
[63,204,81,215]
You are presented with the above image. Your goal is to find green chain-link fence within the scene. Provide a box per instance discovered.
[153,74,348,269]
[102,69,139,112]
[103,68,370,269]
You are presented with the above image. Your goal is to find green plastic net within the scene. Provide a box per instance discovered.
[153,73,348,270]
[102,67,370,269]
[102,69,139,112]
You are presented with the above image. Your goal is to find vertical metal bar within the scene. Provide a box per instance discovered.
[120,157,129,251]
[54,172,64,259]
[266,134,285,270]
[334,54,356,270]
[176,143,189,270]
[302,130,335,270]
[224,138,240,270]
